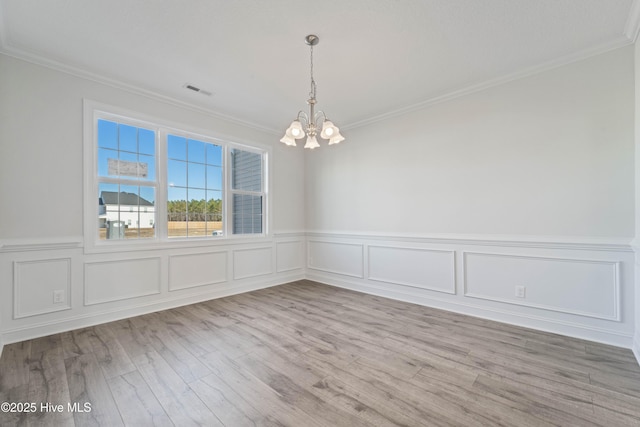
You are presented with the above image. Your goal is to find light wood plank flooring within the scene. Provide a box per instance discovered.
[1,280,640,426]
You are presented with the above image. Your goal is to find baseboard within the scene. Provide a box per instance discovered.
[306,273,634,349]
[633,333,640,367]
[1,272,304,345]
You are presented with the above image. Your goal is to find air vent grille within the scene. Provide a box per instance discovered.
[183,83,213,97]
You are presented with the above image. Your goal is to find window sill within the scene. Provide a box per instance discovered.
[83,234,272,255]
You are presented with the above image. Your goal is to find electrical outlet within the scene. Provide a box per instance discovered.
[515,285,526,298]
[53,289,65,304]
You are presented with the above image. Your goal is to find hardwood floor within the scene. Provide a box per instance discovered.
[1,280,639,426]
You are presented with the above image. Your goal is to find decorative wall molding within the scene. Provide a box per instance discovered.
[168,251,227,291]
[367,245,456,294]
[463,252,621,321]
[305,231,633,252]
[304,232,633,349]
[276,240,304,273]
[0,230,634,356]
[0,274,302,346]
[307,240,364,278]
[232,247,273,280]
[13,258,72,319]
[307,273,634,349]
[0,234,305,345]
[0,237,83,253]
[84,257,162,305]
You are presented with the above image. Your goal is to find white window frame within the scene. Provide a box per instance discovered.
[83,100,270,253]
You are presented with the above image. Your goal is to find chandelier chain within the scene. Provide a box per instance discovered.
[309,44,316,100]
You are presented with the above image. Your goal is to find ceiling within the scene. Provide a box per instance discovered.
[1,0,638,133]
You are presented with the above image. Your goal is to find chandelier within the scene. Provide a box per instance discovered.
[280,34,345,149]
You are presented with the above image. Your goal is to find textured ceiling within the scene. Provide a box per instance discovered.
[1,0,638,133]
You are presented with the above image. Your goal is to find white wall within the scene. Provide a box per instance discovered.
[307,47,634,238]
[306,46,636,347]
[0,54,306,343]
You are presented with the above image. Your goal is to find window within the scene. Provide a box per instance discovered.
[86,102,268,247]
[231,149,264,234]
[167,134,223,238]
[96,119,157,240]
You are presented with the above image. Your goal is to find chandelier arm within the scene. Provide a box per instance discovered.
[313,110,327,124]
[296,111,309,126]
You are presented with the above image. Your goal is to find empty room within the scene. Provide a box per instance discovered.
[1,0,640,425]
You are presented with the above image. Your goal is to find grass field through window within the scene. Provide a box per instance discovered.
[99,221,222,239]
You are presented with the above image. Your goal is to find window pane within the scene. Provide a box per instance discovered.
[207,190,223,235]
[119,150,137,165]
[98,184,155,240]
[98,148,118,177]
[138,128,155,155]
[167,187,187,237]
[233,194,262,234]
[98,183,117,239]
[230,148,264,235]
[139,154,155,181]
[168,159,187,187]
[231,149,262,191]
[119,124,138,153]
[206,143,222,166]
[188,139,205,163]
[97,121,155,182]
[206,165,222,190]
[188,163,206,189]
[187,189,206,237]
[168,135,187,160]
[168,135,227,238]
[98,120,118,149]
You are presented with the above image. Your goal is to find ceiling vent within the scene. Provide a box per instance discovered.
[183,83,213,97]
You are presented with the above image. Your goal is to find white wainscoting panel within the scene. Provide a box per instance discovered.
[308,240,364,278]
[233,247,273,280]
[368,246,455,294]
[84,257,161,305]
[13,258,71,318]
[464,252,620,321]
[276,240,304,273]
[169,251,227,291]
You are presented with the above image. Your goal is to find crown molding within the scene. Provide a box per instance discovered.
[343,37,634,131]
[0,1,7,49]
[0,44,280,136]
[1,5,635,134]
[625,0,640,42]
